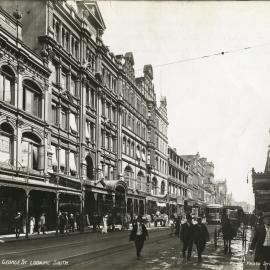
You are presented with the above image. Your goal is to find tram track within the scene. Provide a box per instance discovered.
[13,233,172,270]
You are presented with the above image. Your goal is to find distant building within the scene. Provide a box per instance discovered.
[168,147,189,216]
[181,152,216,215]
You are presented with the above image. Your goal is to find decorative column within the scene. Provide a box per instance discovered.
[55,191,59,235]
[80,191,85,233]
[25,189,30,239]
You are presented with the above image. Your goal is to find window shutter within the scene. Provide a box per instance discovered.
[38,145,45,170]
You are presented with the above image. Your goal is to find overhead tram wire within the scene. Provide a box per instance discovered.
[135,41,270,72]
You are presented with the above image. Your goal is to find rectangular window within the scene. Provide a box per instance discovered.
[0,135,10,163]
[90,124,95,142]
[61,109,68,130]
[23,88,41,118]
[86,87,90,106]
[51,104,58,125]
[60,148,66,173]
[51,145,58,171]
[61,72,68,90]
[69,113,77,133]
[70,77,76,96]
[69,152,77,176]
[91,90,95,108]
[20,141,39,170]
[85,121,90,140]
[52,64,58,85]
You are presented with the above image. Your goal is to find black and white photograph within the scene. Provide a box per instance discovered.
[0,0,270,269]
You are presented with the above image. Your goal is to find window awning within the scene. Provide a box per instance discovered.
[70,113,77,132]
[51,145,58,166]
[60,149,66,167]
[69,152,77,172]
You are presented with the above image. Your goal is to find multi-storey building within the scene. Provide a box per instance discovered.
[0,0,170,234]
[181,153,216,215]
[0,6,51,235]
[168,147,189,216]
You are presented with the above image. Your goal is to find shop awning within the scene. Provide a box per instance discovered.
[157,202,167,207]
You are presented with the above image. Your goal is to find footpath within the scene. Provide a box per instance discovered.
[0,223,169,244]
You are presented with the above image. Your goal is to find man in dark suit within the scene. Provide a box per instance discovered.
[250,212,270,270]
[194,217,210,262]
[129,215,149,259]
[180,214,194,262]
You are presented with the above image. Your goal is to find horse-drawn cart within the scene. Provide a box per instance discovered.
[214,205,247,254]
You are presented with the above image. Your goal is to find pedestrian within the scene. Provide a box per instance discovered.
[38,213,46,235]
[102,214,108,234]
[92,212,98,232]
[129,215,149,259]
[174,216,182,238]
[180,214,194,262]
[69,213,75,232]
[59,212,65,234]
[14,212,22,239]
[194,217,210,262]
[169,218,174,236]
[64,212,69,234]
[221,214,234,254]
[29,216,35,235]
[250,212,270,270]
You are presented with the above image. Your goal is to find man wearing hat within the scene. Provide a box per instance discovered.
[180,214,194,262]
[194,217,210,262]
[14,212,22,239]
[250,212,270,270]
[129,215,149,259]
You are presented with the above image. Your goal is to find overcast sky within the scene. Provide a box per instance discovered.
[98,1,270,204]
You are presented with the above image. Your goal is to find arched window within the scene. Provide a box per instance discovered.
[136,171,144,191]
[128,114,131,128]
[127,139,130,156]
[151,177,158,195]
[124,166,134,189]
[21,132,43,171]
[130,142,135,158]
[0,123,14,165]
[23,80,42,118]
[160,181,165,195]
[141,148,146,162]
[136,145,141,160]
[122,137,126,154]
[132,118,135,131]
[0,65,15,105]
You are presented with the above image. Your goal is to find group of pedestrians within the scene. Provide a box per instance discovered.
[178,214,209,263]
[14,212,47,238]
[58,212,79,234]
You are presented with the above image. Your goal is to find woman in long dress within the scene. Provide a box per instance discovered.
[102,214,108,234]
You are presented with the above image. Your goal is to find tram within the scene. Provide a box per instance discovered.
[205,204,223,224]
